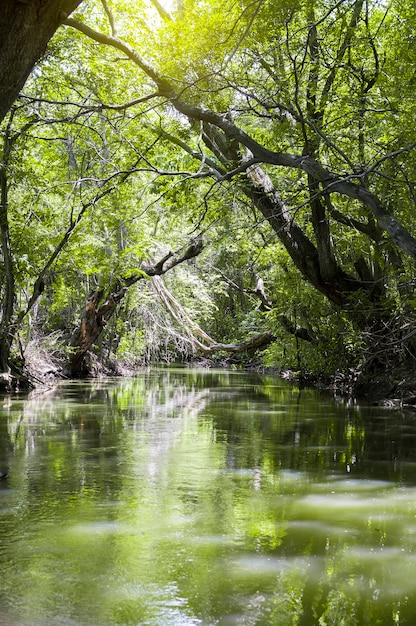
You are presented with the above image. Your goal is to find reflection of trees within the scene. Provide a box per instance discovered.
[0,404,12,478]
[5,372,216,499]
[204,378,416,484]
[1,371,416,624]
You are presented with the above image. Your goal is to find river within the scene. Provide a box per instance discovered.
[1,367,416,625]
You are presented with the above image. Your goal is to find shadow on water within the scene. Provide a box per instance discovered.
[1,368,416,624]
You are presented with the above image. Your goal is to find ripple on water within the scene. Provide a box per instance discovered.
[66,521,135,536]
[319,477,394,490]
[297,491,394,511]
[334,547,416,597]
[189,534,240,547]
[228,554,314,577]
[286,519,357,538]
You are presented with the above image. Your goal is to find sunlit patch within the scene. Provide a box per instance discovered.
[228,554,313,577]
[66,521,135,536]
[106,582,202,626]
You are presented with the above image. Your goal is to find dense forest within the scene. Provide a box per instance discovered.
[1,0,416,397]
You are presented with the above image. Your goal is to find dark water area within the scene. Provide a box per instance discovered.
[1,367,416,625]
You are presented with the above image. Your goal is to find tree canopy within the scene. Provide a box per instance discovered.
[1,0,416,395]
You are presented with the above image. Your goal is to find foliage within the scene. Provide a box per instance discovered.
[2,0,416,388]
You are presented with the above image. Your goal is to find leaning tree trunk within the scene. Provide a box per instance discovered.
[68,289,119,376]
[0,120,15,376]
[68,238,204,376]
[0,0,82,124]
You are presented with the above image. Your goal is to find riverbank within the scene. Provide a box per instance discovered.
[2,344,416,407]
[274,360,416,407]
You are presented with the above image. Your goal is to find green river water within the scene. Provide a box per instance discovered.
[1,367,416,625]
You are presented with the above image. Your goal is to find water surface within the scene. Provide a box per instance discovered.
[1,368,416,625]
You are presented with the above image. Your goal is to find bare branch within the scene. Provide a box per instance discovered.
[149,0,173,21]
[318,0,365,113]
[101,0,118,36]
[20,92,163,112]
[139,236,205,279]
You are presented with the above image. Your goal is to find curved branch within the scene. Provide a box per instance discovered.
[64,16,416,260]
[101,0,118,36]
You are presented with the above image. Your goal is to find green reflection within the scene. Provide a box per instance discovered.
[0,369,416,624]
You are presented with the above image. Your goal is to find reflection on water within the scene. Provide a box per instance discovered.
[1,368,416,624]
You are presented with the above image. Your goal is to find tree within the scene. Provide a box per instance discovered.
[0,1,82,124]
[0,0,85,385]
[2,0,416,390]
[54,0,416,387]
[68,237,205,376]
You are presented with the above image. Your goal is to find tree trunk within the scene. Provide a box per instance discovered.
[68,290,117,376]
[0,121,15,374]
[0,0,82,124]
[0,344,11,375]
[242,164,363,305]
[68,238,205,376]
[0,0,83,374]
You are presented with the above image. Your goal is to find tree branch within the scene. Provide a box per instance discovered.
[149,0,173,21]
[100,0,118,36]
[17,164,140,325]
[64,14,416,260]
[140,235,205,278]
